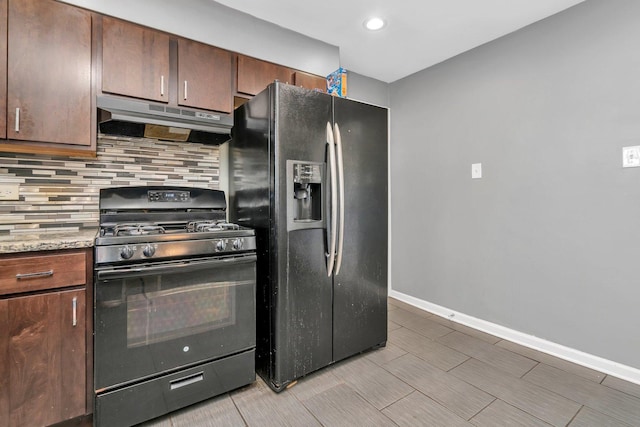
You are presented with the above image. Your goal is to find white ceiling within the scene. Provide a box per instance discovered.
[215,0,586,83]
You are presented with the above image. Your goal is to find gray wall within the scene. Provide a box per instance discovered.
[61,0,339,77]
[347,72,390,107]
[390,0,640,370]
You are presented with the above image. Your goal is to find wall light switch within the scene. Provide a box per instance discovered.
[0,183,20,200]
[471,163,482,179]
[622,146,640,168]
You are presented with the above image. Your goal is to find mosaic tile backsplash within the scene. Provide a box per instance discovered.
[0,135,221,235]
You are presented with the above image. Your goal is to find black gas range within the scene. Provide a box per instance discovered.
[93,186,256,427]
[94,186,256,265]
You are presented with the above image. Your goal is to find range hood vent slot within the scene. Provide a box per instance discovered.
[97,95,233,145]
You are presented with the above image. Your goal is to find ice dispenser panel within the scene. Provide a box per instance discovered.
[286,160,325,231]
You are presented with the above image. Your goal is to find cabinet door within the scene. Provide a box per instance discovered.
[59,289,87,420]
[294,71,326,93]
[1,289,86,427]
[102,16,170,103]
[237,55,292,96]
[0,0,7,139]
[178,38,232,113]
[0,299,8,422]
[6,0,91,146]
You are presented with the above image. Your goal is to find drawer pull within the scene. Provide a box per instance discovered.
[72,296,78,327]
[15,269,54,280]
[170,372,204,390]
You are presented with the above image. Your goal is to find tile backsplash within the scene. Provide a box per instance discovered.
[0,135,221,235]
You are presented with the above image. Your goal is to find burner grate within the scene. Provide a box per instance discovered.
[187,220,241,233]
[113,223,167,236]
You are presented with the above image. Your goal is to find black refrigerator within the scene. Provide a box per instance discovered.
[229,82,388,392]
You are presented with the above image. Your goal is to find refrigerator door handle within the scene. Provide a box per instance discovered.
[326,121,338,276]
[334,123,345,275]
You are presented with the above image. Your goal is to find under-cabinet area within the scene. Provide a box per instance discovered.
[0,248,93,427]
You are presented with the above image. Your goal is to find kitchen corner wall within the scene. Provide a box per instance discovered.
[0,135,220,235]
[346,71,391,108]
[390,0,640,372]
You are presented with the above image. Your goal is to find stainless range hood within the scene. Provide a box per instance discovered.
[97,95,233,145]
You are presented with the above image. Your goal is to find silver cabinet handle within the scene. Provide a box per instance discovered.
[160,75,165,97]
[334,123,345,275]
[15,107,20,132]
[326,121,338,277]
[184,80,188,100]
[72,296,78,327]
[16,269,53,279]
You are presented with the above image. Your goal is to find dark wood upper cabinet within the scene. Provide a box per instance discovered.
[293,71,327,93]
[237,54,293,96]
[178,38,233,113]
[0,0,7,140]
[6,0,91,146]
[102,16,170,103]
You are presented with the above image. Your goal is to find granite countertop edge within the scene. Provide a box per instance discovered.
[0,230,97,254]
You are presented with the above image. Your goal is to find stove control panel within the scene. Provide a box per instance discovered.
[214,238,247,252]
[148,190,190,202]
[96,235,257,264]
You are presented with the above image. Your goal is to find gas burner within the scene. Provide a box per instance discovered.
[187,220,241,233]
[114,224,166,236]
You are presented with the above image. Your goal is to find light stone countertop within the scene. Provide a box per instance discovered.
[0,229,97,254]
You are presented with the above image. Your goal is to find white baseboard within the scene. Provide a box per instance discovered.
[389,289,640,386]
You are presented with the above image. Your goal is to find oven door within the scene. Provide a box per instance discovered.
[94,254,256,391]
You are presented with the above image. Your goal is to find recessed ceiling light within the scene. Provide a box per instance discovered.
[364,17,386,31]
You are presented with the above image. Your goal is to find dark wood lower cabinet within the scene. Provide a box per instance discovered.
[0,289,86,427]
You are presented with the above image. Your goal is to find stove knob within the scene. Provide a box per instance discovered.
[215,240,227,252]
[142,244,156,257]
[120,246,134,260]
[232,238,243,250]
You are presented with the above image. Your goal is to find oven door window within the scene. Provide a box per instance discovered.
[94,256,256,391]
[126,280,235,348]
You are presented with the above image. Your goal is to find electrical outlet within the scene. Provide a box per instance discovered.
[0,183,20,200]
[622,146,640,168]
[471,163,482,179]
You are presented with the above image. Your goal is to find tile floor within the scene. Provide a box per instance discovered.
[139,297,640,427]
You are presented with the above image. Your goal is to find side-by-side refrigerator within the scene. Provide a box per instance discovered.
[229,82,388,392]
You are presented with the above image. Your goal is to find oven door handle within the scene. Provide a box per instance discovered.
[96,255,257,280]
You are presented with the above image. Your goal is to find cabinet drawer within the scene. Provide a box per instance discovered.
[0,250,87,296]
